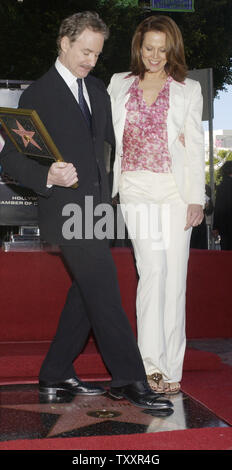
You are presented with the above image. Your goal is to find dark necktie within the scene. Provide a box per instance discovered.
[77,78,92,129]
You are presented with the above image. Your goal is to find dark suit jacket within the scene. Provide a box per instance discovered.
[0,66,115,244]
[213,176,232,236]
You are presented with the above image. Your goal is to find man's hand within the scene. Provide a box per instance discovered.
[47,162,78,187]
[212,229,219,238]
[185,204,204,231]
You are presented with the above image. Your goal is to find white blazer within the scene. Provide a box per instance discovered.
[108,72,205,206]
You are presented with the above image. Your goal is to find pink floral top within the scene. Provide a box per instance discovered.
[122,75,173,173]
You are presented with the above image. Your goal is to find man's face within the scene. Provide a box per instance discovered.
[59,28,104,78]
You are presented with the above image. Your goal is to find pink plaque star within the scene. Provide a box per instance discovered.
[12,120,42,151]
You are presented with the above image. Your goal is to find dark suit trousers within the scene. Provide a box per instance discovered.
[39,238,147,387]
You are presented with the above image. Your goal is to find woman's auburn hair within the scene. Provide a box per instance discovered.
[130,15,188,82]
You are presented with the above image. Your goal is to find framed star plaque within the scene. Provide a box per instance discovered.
[0,106,64,162]
[0,106,78,188]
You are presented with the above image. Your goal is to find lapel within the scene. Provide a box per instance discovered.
[113,74,186,153]
[113,74,136,153]
[167,79,186,149]
[49,67,94,135]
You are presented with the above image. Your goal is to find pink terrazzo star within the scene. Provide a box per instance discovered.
[12,120,42,151]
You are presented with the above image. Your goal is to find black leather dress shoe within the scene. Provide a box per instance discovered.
[109,381,173,409]
[39,376,106,396]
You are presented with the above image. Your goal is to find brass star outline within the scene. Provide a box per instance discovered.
[0,394,179,438]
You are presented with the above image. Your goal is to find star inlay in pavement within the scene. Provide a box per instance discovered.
[0,393,176,438]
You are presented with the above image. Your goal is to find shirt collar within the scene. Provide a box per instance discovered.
[55,57,80,88]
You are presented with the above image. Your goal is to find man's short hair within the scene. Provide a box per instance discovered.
[57,11,109,53]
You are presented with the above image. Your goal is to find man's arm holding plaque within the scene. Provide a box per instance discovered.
[0,125,52,198]
[0,92,78,195]
[47,161,78,188]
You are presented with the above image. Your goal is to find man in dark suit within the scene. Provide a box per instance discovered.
[0,11,172,411]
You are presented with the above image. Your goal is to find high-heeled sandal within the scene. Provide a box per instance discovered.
[164,382,181,395]
[147,373,165,393]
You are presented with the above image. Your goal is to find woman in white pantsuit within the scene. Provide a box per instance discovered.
[108,16,205,394]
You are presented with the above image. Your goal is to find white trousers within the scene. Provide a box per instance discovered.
[119,171,192,383]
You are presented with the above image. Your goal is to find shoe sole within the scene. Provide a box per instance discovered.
[39,387,106,396]
[164,389,180,395]
[148,388,166,394]
[108,391,172,409]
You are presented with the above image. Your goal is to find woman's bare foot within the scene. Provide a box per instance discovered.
[147,373,165,393]
[164,382,181,395]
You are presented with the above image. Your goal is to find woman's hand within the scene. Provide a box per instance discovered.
[185,204,204,231]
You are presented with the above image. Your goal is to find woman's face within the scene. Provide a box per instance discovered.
[141,30,167,75]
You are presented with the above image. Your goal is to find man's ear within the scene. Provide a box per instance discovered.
[60,36,70,53]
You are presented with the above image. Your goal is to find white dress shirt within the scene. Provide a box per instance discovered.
[46,59,92,187]
[55,57,91,111]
